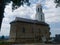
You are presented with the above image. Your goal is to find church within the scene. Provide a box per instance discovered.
[9,3,51,43]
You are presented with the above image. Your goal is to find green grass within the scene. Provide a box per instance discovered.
[0,41,13,45]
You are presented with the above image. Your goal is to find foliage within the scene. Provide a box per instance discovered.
[53,35,60,43]
[0,35,5,40]
[54,0,60,8]
[0,0,30,30]
[12,0,30,10]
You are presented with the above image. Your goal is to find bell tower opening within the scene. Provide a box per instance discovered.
[38,8,39,12]
[35,3,45,22]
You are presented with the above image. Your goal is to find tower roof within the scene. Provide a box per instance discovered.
[36,3,42,8]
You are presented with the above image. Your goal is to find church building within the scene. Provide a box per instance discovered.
[9,4,51,43]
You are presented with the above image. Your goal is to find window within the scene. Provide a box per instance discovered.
[32,28,34,33]
[45,31,47,34]
[40,7,42,12]
[45,30,48,34]
[39,29,41,33]
[38,8,39,12]
[41,15,42,21]
[22,27,25,33]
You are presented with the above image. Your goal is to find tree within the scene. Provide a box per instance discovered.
[12,0,30,10]
[54,0,60,8]
[53,34,60,43]
[0,0,5,30]
[1,35,5,40]
[0,0,30,30]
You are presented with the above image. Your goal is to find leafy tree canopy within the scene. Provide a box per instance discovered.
[54,0,60,8]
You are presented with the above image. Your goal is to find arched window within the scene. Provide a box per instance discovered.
[40,7,42,12]
[22,27,25,33]
[39,29,41,33]
[38,8,39,12]
[41,15,42,21]
[32,28,34,33]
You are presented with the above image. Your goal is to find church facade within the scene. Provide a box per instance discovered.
[9,3,51,43]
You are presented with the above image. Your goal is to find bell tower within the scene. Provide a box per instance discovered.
[35,4,45,22]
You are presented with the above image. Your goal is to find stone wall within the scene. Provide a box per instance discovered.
[11,43,60,45]
[10,19,50,43]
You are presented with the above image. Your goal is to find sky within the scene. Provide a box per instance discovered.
[0,0,60,37]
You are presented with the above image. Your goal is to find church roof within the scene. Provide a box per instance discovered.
[10,17,49,26]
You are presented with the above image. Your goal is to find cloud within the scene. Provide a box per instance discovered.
[0,1,37,36]
[44,0,60,23]
[50,28,60,37]
[0,23,10,36]
[13,5,36,19]
[43,0,60,37]
[0,0,60,36]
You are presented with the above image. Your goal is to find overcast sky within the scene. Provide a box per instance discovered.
[0,0,60,37]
